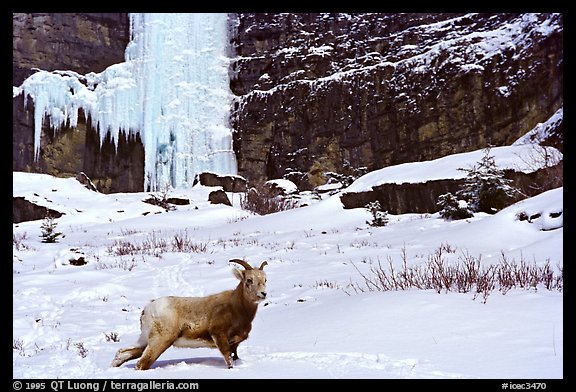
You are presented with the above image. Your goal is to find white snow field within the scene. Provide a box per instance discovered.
[13,144,563,380]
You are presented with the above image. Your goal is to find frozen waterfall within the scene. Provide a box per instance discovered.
[16,13,237,191]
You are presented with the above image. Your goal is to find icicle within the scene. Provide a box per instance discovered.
[16,13,237,191]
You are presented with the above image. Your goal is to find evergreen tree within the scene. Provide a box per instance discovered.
[40,215,63,243]
[365,201,389,227]
[437,192,474,220]
[456,146,519,214]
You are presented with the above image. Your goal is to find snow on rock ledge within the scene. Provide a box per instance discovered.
[345,144,562,193]
[340,143,562,214]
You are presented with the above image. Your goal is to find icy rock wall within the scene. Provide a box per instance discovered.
[230,13,563,190]
[15,13,236,191]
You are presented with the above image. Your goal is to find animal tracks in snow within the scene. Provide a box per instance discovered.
[151,255,208,298]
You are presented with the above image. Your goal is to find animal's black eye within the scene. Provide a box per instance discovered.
[246,278,253,285]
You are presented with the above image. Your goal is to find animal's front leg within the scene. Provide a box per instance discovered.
[211,332,233,368]
[228,332,248,361]
[230,342,240,361]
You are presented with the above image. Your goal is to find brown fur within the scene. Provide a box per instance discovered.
[111,259,268,369]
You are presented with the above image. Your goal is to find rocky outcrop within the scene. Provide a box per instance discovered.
[340,179,464,214]
[340,163,563,214]
[166,197,190,206]
[76,172,98,192]
[13,13,129,86]
[195,172,248,192]
[13,197,63,224]
[230,13,563,190]
[208,189,233,206]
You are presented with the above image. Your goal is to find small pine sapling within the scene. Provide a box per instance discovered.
[365,201,389,227]
[437,192,474,220]
[456,146,519,214]
[40,215,63,243]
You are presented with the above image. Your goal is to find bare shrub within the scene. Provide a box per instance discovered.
[498,253,562,292]
[143,182,176,211]
[107,231,208,257]
[107,232,167,257]
[65,339,89,358]
[473,264,497,303]
[107,240,152,257]
[171,231,208,253]
[13,232,29,250]
[104,332,120,342]
[240,182,299,215]
[349,245,562,303]
[13,338,26,356]
[313,280,342,290]
[95,257,138,271]
[120,228,141,236]
[74,342,89,358]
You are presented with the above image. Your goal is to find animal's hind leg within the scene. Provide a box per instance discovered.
[111,326,150,367]
[111,346,145,367]
[135,334,175,370]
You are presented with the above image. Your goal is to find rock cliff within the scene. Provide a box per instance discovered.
[230,13,563,190]
[13,13,128,86]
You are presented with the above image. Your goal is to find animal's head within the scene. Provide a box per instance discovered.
[230,259,268,303]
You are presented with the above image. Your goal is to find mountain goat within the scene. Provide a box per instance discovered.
[111,259,268,370]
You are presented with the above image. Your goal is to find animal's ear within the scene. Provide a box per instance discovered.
[232,268,244,281]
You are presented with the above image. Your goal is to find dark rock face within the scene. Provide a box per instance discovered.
[82,123,145,193]
[166,197,190,206]
[13,197,63,224]
[12,94,35,174]
[230,13,563,190]
[12,13,136,192]
[13,13,129,86]
[340,179,464,214]
[75,172,98,192]
[208,189,232,206]
[196,172,248,192]
[69,256,87,266]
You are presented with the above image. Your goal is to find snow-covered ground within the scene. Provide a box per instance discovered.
[13,146,563,379]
